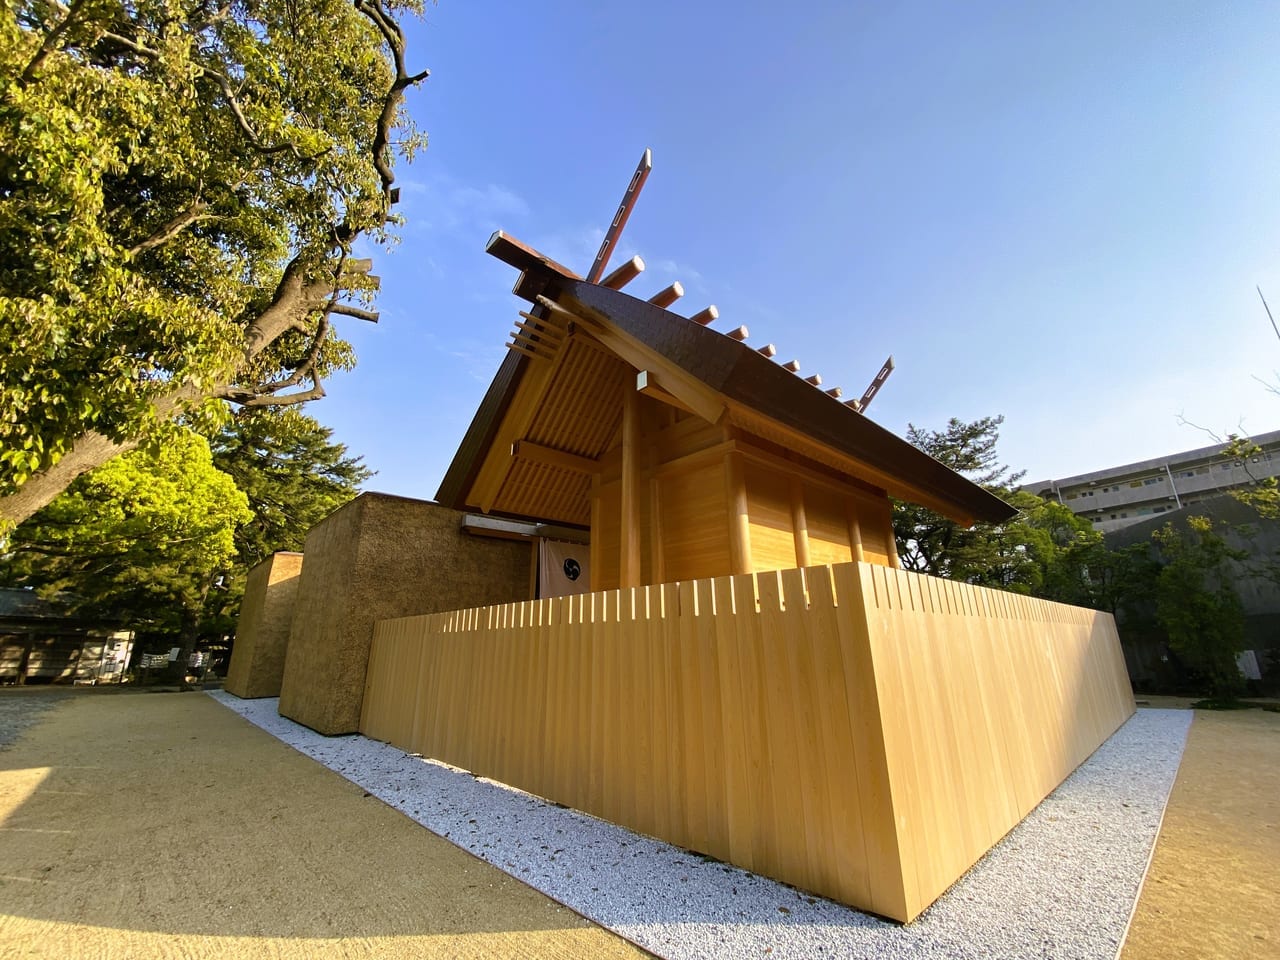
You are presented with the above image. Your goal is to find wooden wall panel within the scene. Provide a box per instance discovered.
[853,563,1135,918]
[591,484,621,590]
[744,463,798,572]
[658,462,730,582]
[362,561,1134,922]
[805,485,855,566]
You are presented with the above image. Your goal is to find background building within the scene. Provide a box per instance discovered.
[1021,430,1280,533]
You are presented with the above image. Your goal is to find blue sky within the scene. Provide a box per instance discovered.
[319,0,1280,499]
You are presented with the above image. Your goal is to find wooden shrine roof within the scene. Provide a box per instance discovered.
[436,232,1016,528]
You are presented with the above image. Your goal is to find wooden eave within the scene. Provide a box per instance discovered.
[436,232,1016,527]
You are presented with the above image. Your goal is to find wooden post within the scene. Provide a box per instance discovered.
[725,451,752,575]
[846,500,865,562]
[790,479,811,568]
[589,484,602,592]
[649,476,665,585]
[885,512,900,567]
[620,386,641,587]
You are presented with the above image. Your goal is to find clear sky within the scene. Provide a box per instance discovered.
[317,0,1280,500]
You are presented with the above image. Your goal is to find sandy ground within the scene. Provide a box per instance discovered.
[0,690,651,959]
[1122,706,1280,960]
[2,689,1276,960]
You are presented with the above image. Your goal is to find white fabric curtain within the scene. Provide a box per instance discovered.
[538,539,590,598]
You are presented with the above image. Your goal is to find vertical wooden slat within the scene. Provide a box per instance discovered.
[358,559,1133,924]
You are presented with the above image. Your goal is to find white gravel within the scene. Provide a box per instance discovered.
[209,691,1190,960]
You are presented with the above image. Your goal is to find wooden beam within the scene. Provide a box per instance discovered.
[648,282,684,308]
[756,343,777,358]
[511,440,599,475]
[790,478,811,569]
[725,451,752,575]
[553,290,728,426]
[601,255,645,290]
[512,317,566,348]
[844,398,863,412]
[487,231,581,280]
[505,340,547,361]
[587,148,653,283]
[825,387,843,399]
[688,305,718,326]
[636,369,696,417]
[857,354,896,413]
[726,325,749,341]
[804,374,822,386]
[534,294,584,327]
[620,387,641,587]
[782,360,801,373]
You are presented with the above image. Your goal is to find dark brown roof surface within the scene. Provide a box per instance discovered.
[437,234,1016,525]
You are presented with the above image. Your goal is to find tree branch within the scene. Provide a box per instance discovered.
[329,303,379,323]
[125,199,215,257]
[353,0,429,195]
[19,0,88,86]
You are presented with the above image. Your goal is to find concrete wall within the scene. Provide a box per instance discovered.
[278,494,533,735]
[224,552,304,698]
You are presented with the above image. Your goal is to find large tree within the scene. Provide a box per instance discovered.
[0,0,427,529]
[212,408,371,567]
[198,409,370,640]
[892,415,1104,599]
[893,415,1026,581]
[0,428,252,660]
[1152,516,1248,698]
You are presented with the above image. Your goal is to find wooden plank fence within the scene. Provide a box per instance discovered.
[360,561,1133,921]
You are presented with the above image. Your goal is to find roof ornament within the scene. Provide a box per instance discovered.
[587,149,653,283]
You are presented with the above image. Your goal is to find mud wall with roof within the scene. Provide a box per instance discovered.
[224,551,304,699]
[277,494,533,735]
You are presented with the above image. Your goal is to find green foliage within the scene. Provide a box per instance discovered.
[893,415,1105,600]
[1152,516,1248,699]
[0,428,252,635]
[198,409,370,638]
[0,0,424,495]
[1222,434,1280,519]
[212,409,372,567]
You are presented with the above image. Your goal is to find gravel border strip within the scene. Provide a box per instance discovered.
[210,692,1189,960]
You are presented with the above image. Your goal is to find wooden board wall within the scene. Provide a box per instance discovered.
[361,561,1134,922]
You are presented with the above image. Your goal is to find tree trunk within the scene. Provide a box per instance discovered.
[0,253,336,528]
[0,431,138,528]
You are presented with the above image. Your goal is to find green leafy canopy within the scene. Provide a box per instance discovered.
[0,0,426,520]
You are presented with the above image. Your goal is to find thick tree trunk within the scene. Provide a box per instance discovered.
[0,431,138,528]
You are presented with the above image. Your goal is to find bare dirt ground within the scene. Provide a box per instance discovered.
[3,688,1276,960]
[0,689,652,959]
[1122,704,1280,960]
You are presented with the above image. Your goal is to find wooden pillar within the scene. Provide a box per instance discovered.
[846,499,866,563]
[620,386,641,587]
[725,451,752,575]
[648,476,665,585]
[589,484,601,592]
[885,511,900,568]
[790,478,811,568]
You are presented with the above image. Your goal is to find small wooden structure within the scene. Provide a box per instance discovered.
[437,233,1015,589]
[358,158,1133,921]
